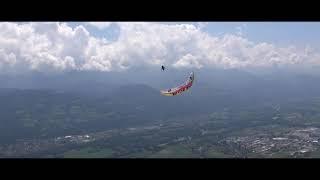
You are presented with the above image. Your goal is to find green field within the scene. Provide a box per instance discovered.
[63,147,114,158]
[205,149,233,158]
[149,144,198,158]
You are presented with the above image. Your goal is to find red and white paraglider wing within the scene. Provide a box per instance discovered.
[160,72,194,96]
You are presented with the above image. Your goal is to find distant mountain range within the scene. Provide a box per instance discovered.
[1,68,320,144]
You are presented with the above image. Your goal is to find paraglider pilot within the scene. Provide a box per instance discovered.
[161,65,165,71]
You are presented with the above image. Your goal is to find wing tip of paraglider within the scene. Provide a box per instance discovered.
[160,90,176,96]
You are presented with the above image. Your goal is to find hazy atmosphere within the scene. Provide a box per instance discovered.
[1,22,320,158]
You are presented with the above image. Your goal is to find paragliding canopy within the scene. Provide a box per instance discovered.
[160,72,195,96]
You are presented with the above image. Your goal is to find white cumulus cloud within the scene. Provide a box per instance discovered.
[86,22,113,29]
[0,22,319,74]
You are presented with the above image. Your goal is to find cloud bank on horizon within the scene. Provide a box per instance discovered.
[0,22,319,74]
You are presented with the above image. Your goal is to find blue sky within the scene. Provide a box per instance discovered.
[203,22,320,48]
[69,22,320,48]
